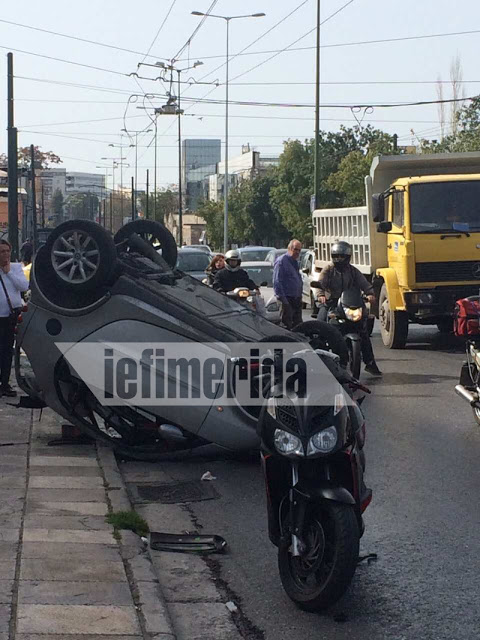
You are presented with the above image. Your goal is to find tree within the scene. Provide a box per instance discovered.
[52,189,64,225]
[64,193,99,221]
[139,189,178,223]
[421,96,480,153]
[197,199,224,250]
[0,146,62,169]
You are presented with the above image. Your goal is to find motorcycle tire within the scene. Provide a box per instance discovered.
[278,502,359,612]
[347,337,361,380]
[472,405,480,426]
[114,219,177,268]
[42,219,117,295]
[293,321,349,368]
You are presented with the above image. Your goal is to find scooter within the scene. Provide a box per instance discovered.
[258,351,372,611]
[226,286,267,317]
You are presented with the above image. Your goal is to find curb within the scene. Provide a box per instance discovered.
[96,442,176,640]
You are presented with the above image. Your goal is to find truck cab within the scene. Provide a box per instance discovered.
[313,152,480,348]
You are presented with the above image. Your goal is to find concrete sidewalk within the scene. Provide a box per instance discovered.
[0,400,245,640]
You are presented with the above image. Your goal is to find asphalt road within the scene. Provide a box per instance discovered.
[152,321,480,640]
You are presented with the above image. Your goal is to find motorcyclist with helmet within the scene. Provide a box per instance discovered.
[213,249,259,293]
[314,241,382,376]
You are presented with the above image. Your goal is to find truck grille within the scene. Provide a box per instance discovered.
[416,261,480,283]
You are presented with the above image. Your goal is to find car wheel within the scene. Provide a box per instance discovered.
[114,220,177,268]
[44,220,117,294]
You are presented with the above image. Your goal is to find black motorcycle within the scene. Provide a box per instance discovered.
[257,352,372,611]
[311,285,369,379]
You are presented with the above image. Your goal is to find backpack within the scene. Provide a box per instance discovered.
[454,296,480,336]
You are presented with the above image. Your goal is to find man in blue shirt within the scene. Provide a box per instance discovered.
[273,239,303,329]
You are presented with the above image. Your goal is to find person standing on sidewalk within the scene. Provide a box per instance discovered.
[273,239,303,330]
[0,239,29,397]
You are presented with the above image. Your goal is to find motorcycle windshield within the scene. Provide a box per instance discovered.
[340,288,364,308]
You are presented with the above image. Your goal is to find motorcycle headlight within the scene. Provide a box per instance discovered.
[238,289,249,298]
[307,426,338,455]
[343,307,363,322]
[274,429,304,456]
[266,301,279,312]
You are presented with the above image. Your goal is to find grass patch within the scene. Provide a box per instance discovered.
[106,510,149,538]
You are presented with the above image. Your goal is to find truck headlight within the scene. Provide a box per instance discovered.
[274,429,304,456]
[343,307,363,322]
[307,426,338,455]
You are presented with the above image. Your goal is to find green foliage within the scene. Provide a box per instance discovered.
[0,146,62,169]
[64,192,99,220]
[197,199,224,250]
[106,510,149,538]
[420,97,480,153]
[52,189,64,220]
[139,189,178,223]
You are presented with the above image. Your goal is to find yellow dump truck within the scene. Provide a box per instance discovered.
[312,152,480,348]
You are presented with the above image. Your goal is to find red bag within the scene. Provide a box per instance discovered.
[454,296,480,336]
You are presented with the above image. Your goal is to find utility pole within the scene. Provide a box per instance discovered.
[41,183,45,227]
[131,177,135,220]
[313,0,320,211]
[30,144,37,253]
[177,70,183,246]
[109,192,113,231]
[154,118,157,218]
[146,169,149,219]
[7,53,19,259]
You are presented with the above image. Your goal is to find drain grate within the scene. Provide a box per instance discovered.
[135,481,219,504]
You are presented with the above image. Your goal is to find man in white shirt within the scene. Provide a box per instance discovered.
[0,240,29,396]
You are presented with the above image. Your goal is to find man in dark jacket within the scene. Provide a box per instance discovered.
[314,241,382,376]
[273,239,303,329]
[213,249,258,292]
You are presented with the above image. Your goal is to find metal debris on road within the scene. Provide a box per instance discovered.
[226,601,239,613]
[201,471,217,481]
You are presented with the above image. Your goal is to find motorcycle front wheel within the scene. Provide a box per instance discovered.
[278,502,359,612]
[346,337,361,380]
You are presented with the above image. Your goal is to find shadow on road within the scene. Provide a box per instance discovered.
[367,372,457,386]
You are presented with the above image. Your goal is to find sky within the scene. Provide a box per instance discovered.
[1,0,480,192]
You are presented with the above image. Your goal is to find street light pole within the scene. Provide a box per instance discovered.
[177,70,183,246]
[313,0,320,210]
[191,11,265,252]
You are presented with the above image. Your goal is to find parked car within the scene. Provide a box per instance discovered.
[265,248,307,265]
[181,244,212,254]
[241,261,280,323]
[238,246,275,262]
[176,248,212,280]
[301,249,321,308]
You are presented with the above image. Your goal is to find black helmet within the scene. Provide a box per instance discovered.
[331,241,352,270]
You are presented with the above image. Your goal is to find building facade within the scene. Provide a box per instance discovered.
[182,139,221,211]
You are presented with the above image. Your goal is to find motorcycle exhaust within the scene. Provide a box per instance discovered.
[455,384,479,405]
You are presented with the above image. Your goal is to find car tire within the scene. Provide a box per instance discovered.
[43,219,117,294]
[114,220,177,268]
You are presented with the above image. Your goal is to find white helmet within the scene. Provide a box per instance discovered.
[225,249,241,272]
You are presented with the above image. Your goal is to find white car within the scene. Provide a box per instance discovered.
[241,261,281,324]
[301,250,321,309]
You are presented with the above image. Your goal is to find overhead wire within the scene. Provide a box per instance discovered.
[173,0,219,60]
[140,0,177,65]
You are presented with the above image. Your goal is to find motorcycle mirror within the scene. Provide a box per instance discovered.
[302,267,309,274]
[310,281,322,289]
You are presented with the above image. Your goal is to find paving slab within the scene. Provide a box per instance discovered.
[0,489,26,515]
[29,455,98,467]
[134,503,193,534]
[127,553,158,582]
[26,500,108,517]
[152,551,222,603]
[136,581,173,635]
[169,602,241,640]
[29,465,102,477]
[0,528,20,542]
[0,514,22,529]
[0,476,26,489]
[23,528,115,545]
[120,462,172,484]
[23,514,111,531]
[0,541,18,561]
[20,557,127,582]
[28,445,96,457]
[16,604,141,635]
[0,444,28,457]
[18,580,134,606]
[27,488,107,503]
[22,542,120,560]
[0,604,10,632]
[0,581,13,604]
[16,635,143,640]
[1,559,17,580]
[28,476,103,489]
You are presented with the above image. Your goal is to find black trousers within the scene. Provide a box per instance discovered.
[280,297,303,330]
[0,316,16,387]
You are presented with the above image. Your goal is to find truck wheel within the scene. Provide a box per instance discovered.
[437,318,453,334]
[379,284,408,349]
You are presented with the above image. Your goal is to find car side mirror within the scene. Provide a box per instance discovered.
[310,281,322,289]
[372,193,385,222]
[377,221,392,233]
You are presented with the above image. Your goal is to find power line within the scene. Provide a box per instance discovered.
[140,0,177,65]
[173,0,219,60]
[178,27,480,61]
[0,17,170,61]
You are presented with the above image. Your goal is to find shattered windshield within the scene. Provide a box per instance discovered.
[410,181,480,233]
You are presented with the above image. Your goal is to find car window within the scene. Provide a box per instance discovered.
[176,253,210,272]
[240,249,271,261]
[243,265,273,287]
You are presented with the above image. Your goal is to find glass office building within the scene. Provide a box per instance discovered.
[182,139,221,211]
